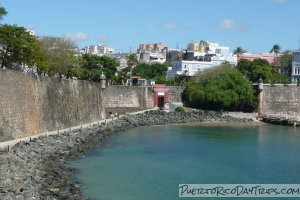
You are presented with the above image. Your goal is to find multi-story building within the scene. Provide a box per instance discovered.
[187,43,200,52]
[291,50,300,82]
[106,53,131,69]
[137,43,168,64]
[238,53,281,64]
[166,60,213,78]
[166,48,182,61]
[138,43,168,53]
[187,40,230,56]
[166,54,237,78]
[81,45,114,56]
[167,41,237,78]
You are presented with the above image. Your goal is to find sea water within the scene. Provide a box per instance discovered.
[68,123,300,200]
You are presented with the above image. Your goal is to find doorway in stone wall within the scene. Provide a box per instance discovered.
[158,96,165,107]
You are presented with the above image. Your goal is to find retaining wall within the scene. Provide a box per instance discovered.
[259,84,300,116]
[0,69,105,142]
[103,86,154,116]
[168,86,184,103]
[0,69,185,142]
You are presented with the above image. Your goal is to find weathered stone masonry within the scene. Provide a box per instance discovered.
[5,68,300,142]
[103,85,154,116]
[0,69,105,142]
[259,84,300,116]
[0,69,184,142]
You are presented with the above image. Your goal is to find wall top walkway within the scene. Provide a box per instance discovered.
[0,108,158,149]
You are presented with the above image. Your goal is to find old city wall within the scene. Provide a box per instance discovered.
[3,69,300,143]
[0,68,187,142]
[103,86,154,116]
[102,85,185,116]
[259,84,300,115]
[0,69,105,142]
[168,86,184,103]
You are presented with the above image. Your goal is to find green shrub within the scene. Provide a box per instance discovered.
[175,106,185,112]
[184,64,258,111]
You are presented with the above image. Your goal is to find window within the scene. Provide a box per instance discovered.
[293,52,300,63]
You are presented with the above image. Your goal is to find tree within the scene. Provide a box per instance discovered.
[174,74,189,84]
[0,6,7,20]
[236,58,273,82]
[39,36,78,77]
[0,24,43,69]
[233,47,246,60]
[80,54,119,83]
[126,53,139,75]
[236,58,287,83]
[249,58,273,82]
[132,63,168,80]
[270,44,281,55]
[117,67,130,85]
[184,64,257,111]
[99,56,119,83]
[273,53,292,74]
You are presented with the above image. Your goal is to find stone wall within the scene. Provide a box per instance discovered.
[0,69,105,142]
[103,86,154,116]
[259,84,300,115]
[0,69,186,142]
[102,85,184,116]
[168,86,184,103]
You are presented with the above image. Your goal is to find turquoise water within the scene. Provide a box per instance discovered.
[68,123,300,200]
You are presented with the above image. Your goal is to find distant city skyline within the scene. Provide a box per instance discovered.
[2,0,300,53]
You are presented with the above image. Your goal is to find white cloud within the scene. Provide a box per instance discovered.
[161,22,178,29]
[99,35,110,43]
[216,19,248,32]
[64,32,88,42]
[273,0,288,2]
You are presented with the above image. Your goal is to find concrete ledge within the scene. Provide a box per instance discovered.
[0,107,158,149]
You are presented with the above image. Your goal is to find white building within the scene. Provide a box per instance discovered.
[166,54,237,79]
[291,50,300,82]
[26,28,36,36]
[167,60,214,78]
[211,54,237,65]
[81,44,114,56]
[139,52,167,64]
[166,40,237,78]
[137,43,168,64]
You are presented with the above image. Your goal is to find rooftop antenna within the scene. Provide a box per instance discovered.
[148,17,152,43]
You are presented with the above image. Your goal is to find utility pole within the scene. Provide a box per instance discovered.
[149,17,152,43]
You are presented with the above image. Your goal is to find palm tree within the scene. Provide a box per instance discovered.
[233,47,247,60]
[270,44,281,69]
[118,67,130,85]
[0,6,7,20]
[126,53,139,77]
[270,44,281,55]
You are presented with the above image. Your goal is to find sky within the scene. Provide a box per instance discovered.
[1,0,300,53]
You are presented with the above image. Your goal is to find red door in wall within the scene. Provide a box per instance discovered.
[153,84,169,107]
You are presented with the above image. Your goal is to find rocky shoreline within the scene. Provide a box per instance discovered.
[259,115,300,127]
[0,110,253,200]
